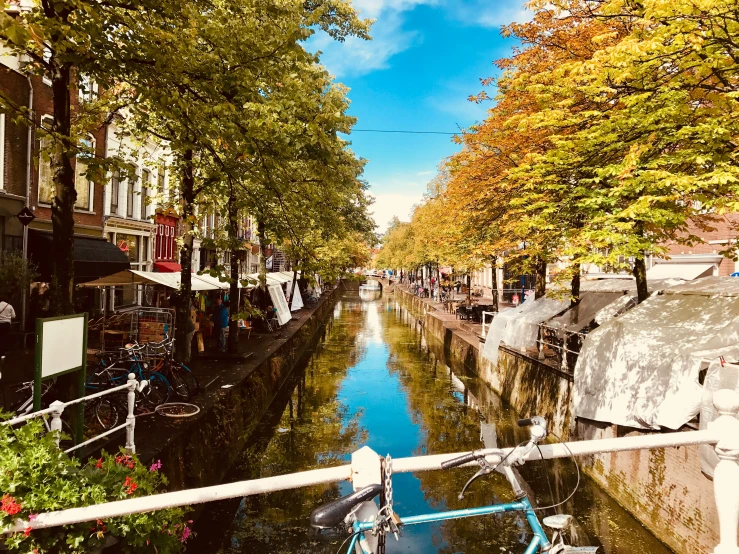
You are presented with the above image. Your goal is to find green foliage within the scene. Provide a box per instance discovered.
[0,418,191,553]
[0,252,38,307]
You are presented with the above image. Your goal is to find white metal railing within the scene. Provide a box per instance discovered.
[480,311,497,337]
[3,373,139,455]
[4,390,739,554]
[536,322,589,373]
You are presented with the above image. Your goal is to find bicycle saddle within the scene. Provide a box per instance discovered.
[310,483,383,529]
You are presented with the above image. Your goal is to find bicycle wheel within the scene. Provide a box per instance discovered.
[170,363,199,400]
[167,367,191,400]
[139,372,170,410]
[84,397,120,436]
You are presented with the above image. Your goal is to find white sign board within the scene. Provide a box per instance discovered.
[39,315,86,378]
[268,284,292,326]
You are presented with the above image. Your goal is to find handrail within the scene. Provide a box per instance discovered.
[4,389,739,552]
[480,311,497,337]
[3,374,139,454]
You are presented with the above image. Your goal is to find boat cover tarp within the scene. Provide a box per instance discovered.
[482,296,569,364]
[574,277,739,429]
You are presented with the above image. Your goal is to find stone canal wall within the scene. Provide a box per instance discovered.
[392,286,719,554]
[141,286,341,492]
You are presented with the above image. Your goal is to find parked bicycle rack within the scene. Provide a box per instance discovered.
[2,374,140,455]
[3,389,739,553]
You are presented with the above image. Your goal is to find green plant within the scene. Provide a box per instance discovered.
[0,251,38,307]
[0,417,192,553]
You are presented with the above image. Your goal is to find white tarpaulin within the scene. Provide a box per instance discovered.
[646,263,714,281]
[268,284,292,326]
[574,277,739,429]
[290,285,304,311]
[482,296,569,364]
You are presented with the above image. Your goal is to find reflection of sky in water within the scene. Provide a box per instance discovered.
[336,300,447,552]
[193,293,673,554]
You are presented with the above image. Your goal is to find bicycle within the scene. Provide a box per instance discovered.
[85,344,171,433]
[145,338,199,401]
[310,417,598,554]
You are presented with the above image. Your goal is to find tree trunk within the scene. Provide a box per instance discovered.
[633,256,649,303]
[255,220,270,312]
[535,256,547,299]
[570,263,581,307]
[49,64,76,316]
[466,274,471,304]
[490,256,499,312]
[174,149,195,363]
[227,187,239,354]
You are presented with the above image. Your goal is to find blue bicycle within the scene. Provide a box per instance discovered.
[311,417,599,554]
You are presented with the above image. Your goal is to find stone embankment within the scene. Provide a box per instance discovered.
[387,280,718,554]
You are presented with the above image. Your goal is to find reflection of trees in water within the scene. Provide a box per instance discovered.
[193,299,370,554]
[380,306,671,554]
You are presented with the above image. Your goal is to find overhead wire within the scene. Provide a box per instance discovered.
[349,129,460,135]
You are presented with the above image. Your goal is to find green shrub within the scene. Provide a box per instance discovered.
[0,418,192,553]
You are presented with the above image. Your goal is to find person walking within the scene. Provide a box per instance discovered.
[0,298,16,355]
[212,297,229,353]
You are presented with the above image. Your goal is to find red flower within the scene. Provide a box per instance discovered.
[0,495,22,516]
[123,476,138,495]
[95,458,103,469]
[23,527,31,537]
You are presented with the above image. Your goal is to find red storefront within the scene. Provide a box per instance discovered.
[154,211,180,272]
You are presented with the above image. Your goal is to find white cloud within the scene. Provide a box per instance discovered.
[369,191,424,232]
[417,170,434,176]
[310,0,436,77]
[444,0,532,27]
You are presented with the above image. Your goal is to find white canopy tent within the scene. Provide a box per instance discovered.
[646,263,714,281]
[78,270,220,291]
[574,277,739,430]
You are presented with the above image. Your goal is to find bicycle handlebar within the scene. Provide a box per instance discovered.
[517,418,533,427]
[440,452,480,470]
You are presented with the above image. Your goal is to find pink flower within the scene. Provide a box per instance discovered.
[181,525,191,543]
[149,460,162,472]
[28,514,38,522]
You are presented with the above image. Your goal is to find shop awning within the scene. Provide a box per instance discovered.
[646,263,714,281]
[78,270,219,291]
[29,230,130,283]
[153,262,181,273]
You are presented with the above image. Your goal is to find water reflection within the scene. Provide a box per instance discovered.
[192,294,671,554]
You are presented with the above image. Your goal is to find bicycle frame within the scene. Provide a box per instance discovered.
[348,494,549,554]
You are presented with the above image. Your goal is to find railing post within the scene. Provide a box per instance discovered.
[350,446,381,554]
[710,389,739,554]
[49,400,64,448]
[125,373,137,454]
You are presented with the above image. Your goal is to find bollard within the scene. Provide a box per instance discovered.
[125,373,137,454]
[350,446,381,554]
[710,389,739,554]
[49,400,64,448]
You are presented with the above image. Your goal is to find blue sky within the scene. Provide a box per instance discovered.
[310,0,529,232]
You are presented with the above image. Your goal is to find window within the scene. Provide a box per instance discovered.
[126,167,137,218]
[0,113,5,190]
[74,136,94,211]
[78,75,98,103]
[157,224,163,259]
[157,168,165,200]
[140,169,150,220]
[38,116,54,204]
[110,170,120,214]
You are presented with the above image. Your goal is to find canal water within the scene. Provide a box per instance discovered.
[192,292,671,553]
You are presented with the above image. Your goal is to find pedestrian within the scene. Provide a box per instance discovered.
[455,280,462,294]
[212,297,229,352]
[183,295,197,362]
[0,298,15,355]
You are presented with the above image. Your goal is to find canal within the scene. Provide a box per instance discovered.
[192,292,672,553]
